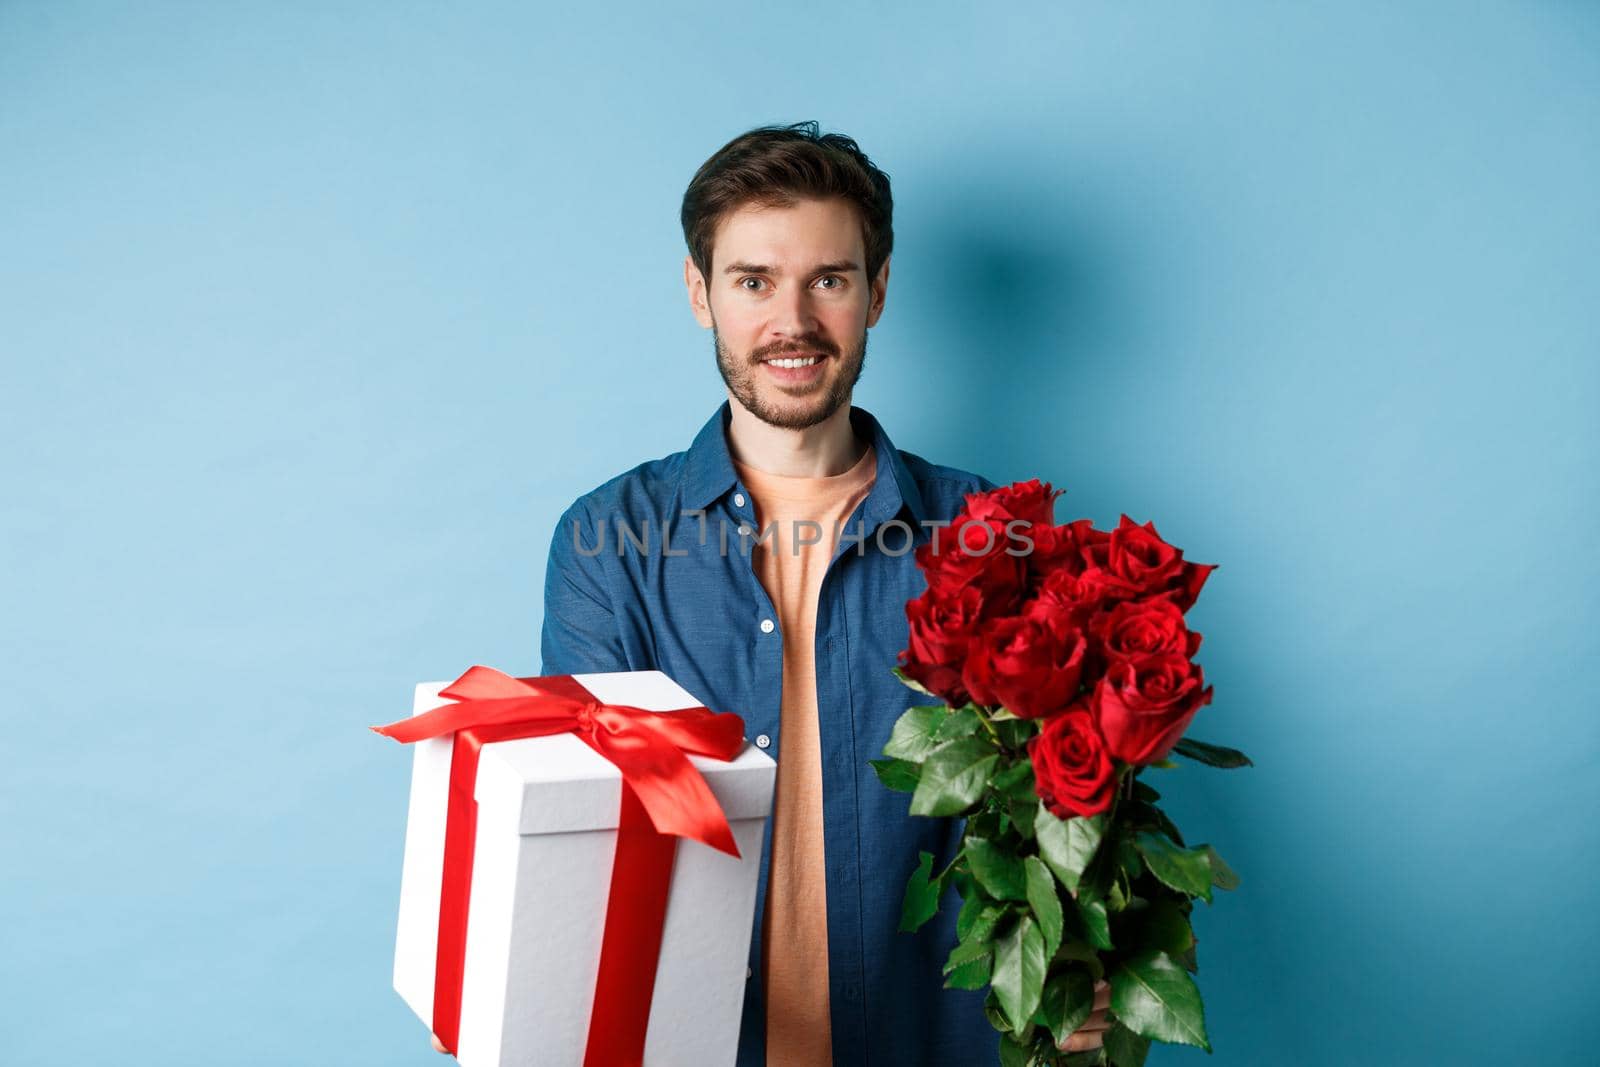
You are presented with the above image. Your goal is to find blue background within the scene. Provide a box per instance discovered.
[3,3,1596,1064]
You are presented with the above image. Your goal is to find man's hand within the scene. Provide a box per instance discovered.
[1057,979,1113,1053]
[431,1034,449,1054]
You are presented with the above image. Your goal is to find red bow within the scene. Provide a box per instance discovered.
[373,666,746,1065]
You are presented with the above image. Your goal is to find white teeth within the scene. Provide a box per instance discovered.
[769,357,819,368]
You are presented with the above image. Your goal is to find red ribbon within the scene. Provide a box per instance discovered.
[372,666,746,1065]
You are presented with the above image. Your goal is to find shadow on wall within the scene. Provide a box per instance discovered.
[911,167,1132,504]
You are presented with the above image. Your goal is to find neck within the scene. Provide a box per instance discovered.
[725,394,865,477]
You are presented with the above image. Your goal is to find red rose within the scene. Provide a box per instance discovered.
[961,613,1087,719]
[1091,597,1201,664]
[1103,515,1215,611]
[898,584,986,706]
[1093,653,1213,765]
[1015,521,1079,582]
[1029,704,1116,819]
[965,478,1063,529]
[1076,567,1146,609]
[914,512,1027,616]
[1068,519,1110,568]
[1024,563,1139,620]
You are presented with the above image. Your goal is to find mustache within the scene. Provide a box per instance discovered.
[753,338,839,361]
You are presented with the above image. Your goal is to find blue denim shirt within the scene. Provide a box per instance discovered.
[539,400,999,1066]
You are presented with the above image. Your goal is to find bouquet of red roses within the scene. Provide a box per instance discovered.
[875,479,1250,1067]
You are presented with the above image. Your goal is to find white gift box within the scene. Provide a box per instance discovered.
[391,669,776,1066]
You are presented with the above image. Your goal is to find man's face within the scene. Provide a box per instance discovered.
[686,196,889,430]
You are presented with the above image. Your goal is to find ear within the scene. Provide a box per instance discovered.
[865,255,891,328]
[685,254,714,328]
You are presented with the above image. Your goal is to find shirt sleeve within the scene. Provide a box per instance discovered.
[539,499,630,675]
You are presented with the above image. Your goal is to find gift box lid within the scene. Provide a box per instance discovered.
[412,670,776,835]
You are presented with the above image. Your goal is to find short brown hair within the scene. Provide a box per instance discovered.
[680,120,894,283]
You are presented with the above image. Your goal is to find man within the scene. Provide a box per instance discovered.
[533,122,1110,1065]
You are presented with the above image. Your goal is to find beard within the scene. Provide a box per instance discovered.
[711,321,868,431]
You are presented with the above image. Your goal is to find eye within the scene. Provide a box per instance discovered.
[815,275,844,290]
[739,277,766,292]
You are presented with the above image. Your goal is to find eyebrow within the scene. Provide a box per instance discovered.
[721,260,862,276]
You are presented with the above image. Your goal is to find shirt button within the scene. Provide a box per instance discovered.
[746,965,753,980]
[733,492,746,508]
[755,734,771,749]
[759,618,775,634]
[739,524,753,537]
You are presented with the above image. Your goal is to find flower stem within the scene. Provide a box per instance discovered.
[978,708,1004,746]
[1107,763,1132,826]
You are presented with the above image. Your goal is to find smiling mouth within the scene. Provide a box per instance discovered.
[761,352,829,368]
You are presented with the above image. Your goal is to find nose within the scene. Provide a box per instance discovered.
[769,281,822,342]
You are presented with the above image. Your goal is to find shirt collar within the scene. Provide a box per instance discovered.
[681,399,928,527]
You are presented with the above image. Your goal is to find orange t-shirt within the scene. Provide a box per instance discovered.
[732,440,877,1067]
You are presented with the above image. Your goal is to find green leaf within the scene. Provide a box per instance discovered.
[868,758,920,793]
[898,851,942,933]
[943,935,993,975]
[884,705,948,761]
[1023,856,1064,958]
[991,758,1039,839]
[943,929,995,989]
[991,915,1048,1033]
[997,1033,1032,1067]
[1053,941,1105,981]
[1034,807,1105,895]
[955,889,984,940]
[1203,844,1241,890]
[910,738,998,816]
[1132,779,1161,803]
[1108,950,1211,1052]
[1133,832,1214,902]
[966,838,1028,901]
[891,665,935,696]
[1125,800,1186,847]
[1172,736,1253,769]
[1010,794,1038,841]
[951,869,979,908]
[985,990,1014,1034]
[967,808,1004,841]
[993,717,1039,749]
[1077,895,1113,950]
[945,955,992,990]
[1103,1021,1152,1066]
[934,704,985,742]
[1107,870,1129,914]
[1130,897,1195,958]
[1035,969,1095,1050]
[1147,758,1178,770]
[961,903,1005,946]
[1116,834,1142,881]
[992,758,1034,798]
